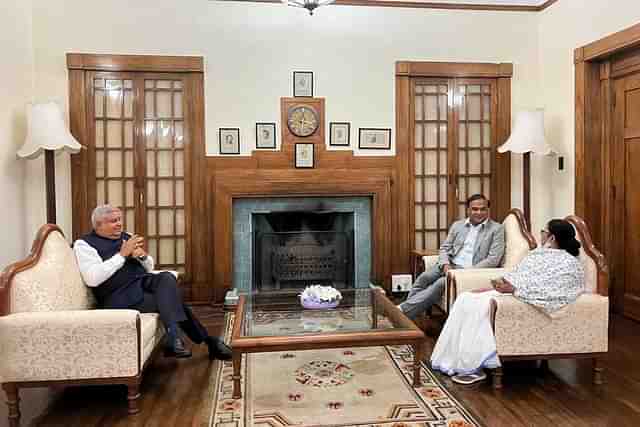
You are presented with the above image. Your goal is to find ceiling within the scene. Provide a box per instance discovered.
[413,0,546,5]
[226,0,558,12]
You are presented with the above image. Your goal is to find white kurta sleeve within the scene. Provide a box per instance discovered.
[73,239,126,287]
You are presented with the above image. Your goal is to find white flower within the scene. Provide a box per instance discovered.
[300,285,342,303]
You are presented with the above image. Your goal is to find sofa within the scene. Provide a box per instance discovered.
[0,224,166,427]
[413,208,536,314]
[446,215,609,387]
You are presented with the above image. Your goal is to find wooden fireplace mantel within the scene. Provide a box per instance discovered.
[209,168,393,302]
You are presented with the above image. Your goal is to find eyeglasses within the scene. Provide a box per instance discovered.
[540,229,549,234]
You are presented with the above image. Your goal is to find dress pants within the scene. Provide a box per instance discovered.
[401,264,456,320]
[131,272,209,344]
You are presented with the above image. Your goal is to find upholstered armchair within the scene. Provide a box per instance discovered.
[449,215,609,388]
[0,225,167,427]
[412,208,536,314]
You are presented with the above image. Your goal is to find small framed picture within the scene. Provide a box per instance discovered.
[295,143,315,168]
[219,128,240,155]
[359,128,391,150]
[255,122,276,149]
[293,71,313,97]
[329,122,351,146]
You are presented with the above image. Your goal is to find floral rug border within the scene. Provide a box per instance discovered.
[202,313,482,427]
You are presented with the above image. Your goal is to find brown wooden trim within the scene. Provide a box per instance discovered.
[212,170,393,300]
[537,0,558,10]
[237,0,557,12]
[576,22,640,63]
[66,53,204,73]
[565,215,609,296]
[396,61,513,78]
[69,69,88,240]
[495,77,512,222]
[507,208,537,250]
[0,225,63,316]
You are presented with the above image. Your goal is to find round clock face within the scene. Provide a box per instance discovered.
[287,105,319,137]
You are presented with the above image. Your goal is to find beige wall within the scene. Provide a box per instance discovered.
[0,1,33,266]
[0,0,59,422]
[537,1,640,234]
[29,0,541,237]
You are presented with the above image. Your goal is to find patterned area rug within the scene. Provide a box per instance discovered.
[203,314,480,427]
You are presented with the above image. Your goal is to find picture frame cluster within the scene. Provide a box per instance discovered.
[218,71,392,156]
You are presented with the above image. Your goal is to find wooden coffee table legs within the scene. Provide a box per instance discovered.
[232,351,242,399]
[412,341,425,387]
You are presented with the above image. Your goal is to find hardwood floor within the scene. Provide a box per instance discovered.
[15,309,640,427]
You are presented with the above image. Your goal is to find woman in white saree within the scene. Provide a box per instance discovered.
[430,219,585,385]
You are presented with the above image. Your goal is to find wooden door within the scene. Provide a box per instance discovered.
[613,72,640,320]
[86,72,190,275]
[411,77,499,252]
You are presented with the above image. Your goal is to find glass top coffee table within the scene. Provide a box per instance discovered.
[230,288,425,399]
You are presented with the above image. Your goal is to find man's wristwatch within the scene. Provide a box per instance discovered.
[137,255,148,261]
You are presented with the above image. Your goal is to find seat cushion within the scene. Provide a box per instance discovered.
[139,312,166,365]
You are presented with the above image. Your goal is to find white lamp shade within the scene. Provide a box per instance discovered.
[17,102,83,160]
[498,109,557,155]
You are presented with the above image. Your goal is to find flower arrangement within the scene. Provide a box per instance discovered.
[299,285,343,309]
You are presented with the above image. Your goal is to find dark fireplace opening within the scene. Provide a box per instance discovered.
[253,210,354,292]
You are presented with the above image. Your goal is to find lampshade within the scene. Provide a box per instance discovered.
[281,0,335,15]
[17,102,82,160]
[498,109,556,155]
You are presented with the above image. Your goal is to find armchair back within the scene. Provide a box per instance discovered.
[0,225,95,315]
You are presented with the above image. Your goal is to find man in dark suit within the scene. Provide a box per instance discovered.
[74,204,231,360]
[398,194,505,319]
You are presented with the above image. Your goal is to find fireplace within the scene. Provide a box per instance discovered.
[232,196,372,294]
[253,210,354,291]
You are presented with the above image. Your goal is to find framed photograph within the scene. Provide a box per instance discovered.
[219,128,240,155]
[295,143,315,168]
[358,128,391,150]
[255,122,276,149]
[329,122,351,146]
[293,71,313,97]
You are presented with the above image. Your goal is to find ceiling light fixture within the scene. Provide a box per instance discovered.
[281,0,335,15]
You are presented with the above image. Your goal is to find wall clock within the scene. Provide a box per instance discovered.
[287,104,319,137]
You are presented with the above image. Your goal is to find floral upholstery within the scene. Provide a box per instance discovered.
[493,293,608,355]
[450,215,609,376]
[502,213,531,270]
[420,210,532,312]
[0,228,165,385]
[10,231,95,313]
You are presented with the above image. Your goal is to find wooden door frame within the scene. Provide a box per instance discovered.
[575,23,640,312]
[67,53,205,293]
[395,61,512,257]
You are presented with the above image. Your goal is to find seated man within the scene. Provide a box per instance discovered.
[74,204,232,360]
[398,194,505,319]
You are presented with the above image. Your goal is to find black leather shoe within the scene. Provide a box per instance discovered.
[164,337,192,359]
[206,336,232,361]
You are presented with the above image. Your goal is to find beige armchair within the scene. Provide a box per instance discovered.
[448,215,609,388]
[0,225,167,427]
[412,209,536,314]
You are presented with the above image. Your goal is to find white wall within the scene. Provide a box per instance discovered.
[0,0,59,421]
[538,1,640,232]
[0,1,33,266]
[29,0,541,235]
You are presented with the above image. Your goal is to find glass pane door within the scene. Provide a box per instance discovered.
[143,78,187,273]
[455,79,495,219]
[413,80,450,250]
[93,75,136,232]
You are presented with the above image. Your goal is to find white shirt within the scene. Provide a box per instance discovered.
[73,238,155,288]
[451,218,487,268]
